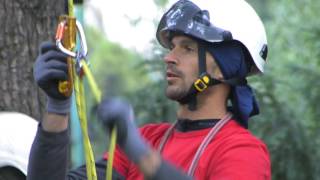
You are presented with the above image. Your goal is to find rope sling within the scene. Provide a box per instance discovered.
[56,0,117,179]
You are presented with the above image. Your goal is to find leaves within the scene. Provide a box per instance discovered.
[249,0,320,179]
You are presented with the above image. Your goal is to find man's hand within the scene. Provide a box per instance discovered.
[97,97,150,163]
[97,98,192,180]
[33,41,71,115]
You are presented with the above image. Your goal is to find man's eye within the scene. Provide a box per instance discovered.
[169,44,175,50]
[184,46,195,52]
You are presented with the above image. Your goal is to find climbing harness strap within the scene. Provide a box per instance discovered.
[158,113,233,177]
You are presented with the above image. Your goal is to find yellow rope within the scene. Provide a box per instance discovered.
[67,2,117,178]
[106,127,117,180]
[73,61,97,180]
[81,60,117,180]
[68,0,74,17]
[81,61,101,102]
[68,1,97,179]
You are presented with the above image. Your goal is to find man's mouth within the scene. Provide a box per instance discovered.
[166,71,179,78]
[166,64,182,82]
[166,70,181,85]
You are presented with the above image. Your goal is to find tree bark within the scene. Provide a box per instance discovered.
[0,0,64,120]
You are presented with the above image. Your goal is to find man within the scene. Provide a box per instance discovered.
[28,0,270,179]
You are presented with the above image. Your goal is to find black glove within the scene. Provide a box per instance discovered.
[33,41,71,114]
[97,97,149,163]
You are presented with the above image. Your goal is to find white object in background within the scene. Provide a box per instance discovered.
[0,112,38,175]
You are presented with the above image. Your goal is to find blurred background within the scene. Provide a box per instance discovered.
[0,0,319,179]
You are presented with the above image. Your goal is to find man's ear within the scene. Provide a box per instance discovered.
[212,67,224,81]
[206,51,225,81]
[215,72,224,81]
[212,61,224,81]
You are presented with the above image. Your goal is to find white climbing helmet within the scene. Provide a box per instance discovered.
[156,0,268,75]
[0,112,37,175]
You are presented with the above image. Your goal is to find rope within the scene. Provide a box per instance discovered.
[67,1,98,179]
[187,113,232,176]
[107,127,117,180]
[58,1,117,178]
[158,113,233,177]
[81,60,117,180]
[81,62,101,102]
[73,61,97,180]
[67,0,97,179]
[68,0,74,17]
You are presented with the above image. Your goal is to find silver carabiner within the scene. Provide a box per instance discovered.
[55,19,88,58]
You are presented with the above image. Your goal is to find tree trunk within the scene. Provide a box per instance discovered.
[0,0,65,120]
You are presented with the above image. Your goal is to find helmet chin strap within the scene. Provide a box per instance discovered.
[177,41,213,110]
[177,41,247,111]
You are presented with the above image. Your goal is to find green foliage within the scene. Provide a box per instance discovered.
[248,0,320,179]
[86,27,151,97]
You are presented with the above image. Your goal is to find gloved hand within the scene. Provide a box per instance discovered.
[33,41,71,115]
[97,97,150,163]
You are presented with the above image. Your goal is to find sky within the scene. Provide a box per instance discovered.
[84,0,169,55]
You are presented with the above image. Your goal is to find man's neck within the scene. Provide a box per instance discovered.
[177,84,229,120]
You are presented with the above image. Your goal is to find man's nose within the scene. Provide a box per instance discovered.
[164,50,178,65]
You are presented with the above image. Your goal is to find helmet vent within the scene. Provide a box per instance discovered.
[260,44,268,60]
[194,10,211,26]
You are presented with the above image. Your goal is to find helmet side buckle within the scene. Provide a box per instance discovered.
[194,74,210,92]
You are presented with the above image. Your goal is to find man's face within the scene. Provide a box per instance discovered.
[164,35,222,101]
[164,35,197,101]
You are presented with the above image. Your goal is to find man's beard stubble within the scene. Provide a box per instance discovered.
[165,83,189,101]
[165,64,189,101]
